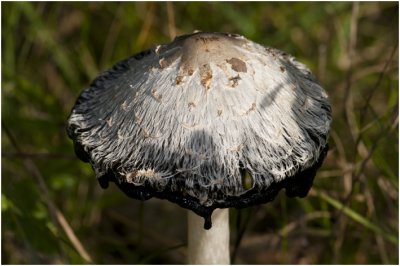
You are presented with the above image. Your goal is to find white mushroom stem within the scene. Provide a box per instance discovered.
[188,209,230,264]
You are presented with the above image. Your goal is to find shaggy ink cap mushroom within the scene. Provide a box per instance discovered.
[67,32,332,229]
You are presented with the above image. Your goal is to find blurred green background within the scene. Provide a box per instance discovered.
[2,1,398,264]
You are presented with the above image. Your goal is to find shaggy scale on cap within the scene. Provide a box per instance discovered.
[67,32,332,229]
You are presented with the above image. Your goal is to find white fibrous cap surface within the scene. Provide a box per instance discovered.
[67,32,332,211]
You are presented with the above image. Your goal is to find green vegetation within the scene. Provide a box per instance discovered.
[2,2,398,264]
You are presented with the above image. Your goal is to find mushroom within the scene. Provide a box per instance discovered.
[67,32,331,264]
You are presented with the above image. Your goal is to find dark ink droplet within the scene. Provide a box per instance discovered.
[203,214,212,230]
[98,175,110,189]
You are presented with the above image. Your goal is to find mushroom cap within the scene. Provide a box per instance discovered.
[67,32,331,228]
